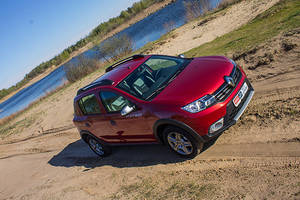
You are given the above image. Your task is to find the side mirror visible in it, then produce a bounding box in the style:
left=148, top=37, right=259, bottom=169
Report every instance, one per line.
left=178, top=54, right=185, bottom=58
left=121, top=105, right=134, bottom=116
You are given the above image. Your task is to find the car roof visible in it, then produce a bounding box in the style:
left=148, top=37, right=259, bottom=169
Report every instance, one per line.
left=94, top=55, right=150, bottom=85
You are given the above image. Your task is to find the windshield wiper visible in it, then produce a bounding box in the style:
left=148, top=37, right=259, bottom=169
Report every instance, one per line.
left=168, top=66, right=184, bottom=83
left=145, top=85, right=168, bottom=100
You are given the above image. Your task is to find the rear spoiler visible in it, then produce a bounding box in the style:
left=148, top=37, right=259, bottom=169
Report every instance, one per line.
left=105, top=54, right=144, bottom=72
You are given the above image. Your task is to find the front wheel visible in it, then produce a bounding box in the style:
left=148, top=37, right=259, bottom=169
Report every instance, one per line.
left=87, top=136, right=111, bottom=157
left=163, top=126, right=203, bottom=159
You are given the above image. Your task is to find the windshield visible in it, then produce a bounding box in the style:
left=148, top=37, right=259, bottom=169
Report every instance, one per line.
left=117, top=55, right=190, bottom=100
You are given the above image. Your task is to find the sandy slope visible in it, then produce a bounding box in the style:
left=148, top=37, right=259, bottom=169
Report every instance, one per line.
left=0, top=0, right=299, bottom=199
left=148, top=0, right=280, bottom=55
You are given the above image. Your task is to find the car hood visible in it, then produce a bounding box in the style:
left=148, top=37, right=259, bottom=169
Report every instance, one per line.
left=153, top=56, right=234, bottom=106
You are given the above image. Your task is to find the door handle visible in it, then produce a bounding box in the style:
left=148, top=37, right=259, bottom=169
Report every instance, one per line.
left=110, top=120, right=116, bottom=126
left=85, top=122, right=91, bottom=127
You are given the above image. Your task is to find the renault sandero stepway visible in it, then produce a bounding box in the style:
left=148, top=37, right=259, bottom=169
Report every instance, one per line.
left=73, top=54, right=254, bottom=158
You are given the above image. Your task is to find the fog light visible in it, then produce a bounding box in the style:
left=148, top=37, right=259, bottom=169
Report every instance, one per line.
left=209, top=118, right=224, bottom=134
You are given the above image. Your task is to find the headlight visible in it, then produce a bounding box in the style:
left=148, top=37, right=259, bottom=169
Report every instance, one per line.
left=182, top=95, right=216, bottom=113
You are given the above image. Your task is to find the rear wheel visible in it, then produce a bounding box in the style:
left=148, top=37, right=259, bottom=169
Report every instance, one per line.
left=163, top=126, right=203, bottom=158
left=87, top=136, right=111, bottom=157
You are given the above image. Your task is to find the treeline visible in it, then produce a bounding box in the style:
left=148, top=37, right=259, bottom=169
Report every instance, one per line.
left=0, top=0, right=166, bottom=100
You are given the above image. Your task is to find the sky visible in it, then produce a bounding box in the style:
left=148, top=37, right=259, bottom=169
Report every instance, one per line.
left=0, top=0, right=140, bottom=90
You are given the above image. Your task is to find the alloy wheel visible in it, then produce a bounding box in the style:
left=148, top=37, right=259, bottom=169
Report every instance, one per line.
left=167, top=132, right=193, bottom=155
left=88, top=138, right=105, bottom=156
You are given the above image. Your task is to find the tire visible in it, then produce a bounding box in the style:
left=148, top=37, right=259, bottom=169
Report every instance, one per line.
left=86, top=135, right=112, bottom=157
left=163, top=126, right=203, bottom=159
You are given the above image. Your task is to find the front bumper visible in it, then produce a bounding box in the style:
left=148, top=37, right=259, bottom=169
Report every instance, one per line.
left=202, top=79, right=254, bottom=141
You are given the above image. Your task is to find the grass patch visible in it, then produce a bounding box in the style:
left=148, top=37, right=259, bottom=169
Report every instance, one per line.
left=110, top=177, right=215, bottom=200
left=184, top=0, right=300, bottom=57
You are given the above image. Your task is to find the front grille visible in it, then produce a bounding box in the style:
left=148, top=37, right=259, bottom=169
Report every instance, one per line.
left=225, top=80, right=252, bottom=123
left=232, top=66, right=240, bottom=83
left=214, top=66, right=242, bottom=102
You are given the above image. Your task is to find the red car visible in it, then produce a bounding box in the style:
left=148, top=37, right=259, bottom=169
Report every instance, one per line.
left=73, top=54, right=254, bottom=158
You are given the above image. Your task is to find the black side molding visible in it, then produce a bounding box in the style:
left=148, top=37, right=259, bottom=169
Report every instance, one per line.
left=80, top=130, right=110, bottom=146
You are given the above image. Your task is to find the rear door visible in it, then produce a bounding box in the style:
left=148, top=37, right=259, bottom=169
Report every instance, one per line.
left=74, top=93, right=122, bottom=143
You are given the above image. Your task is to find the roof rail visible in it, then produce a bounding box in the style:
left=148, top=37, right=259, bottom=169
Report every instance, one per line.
left=76, top=79, right=114, bottom=96
left=105, top=54, right=144, bottom=73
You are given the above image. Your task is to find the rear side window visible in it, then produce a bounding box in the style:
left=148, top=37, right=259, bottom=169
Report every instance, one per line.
left=78, top=94, right=101, bottom=115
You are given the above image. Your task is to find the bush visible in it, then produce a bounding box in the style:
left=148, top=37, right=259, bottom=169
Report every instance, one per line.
left=95, top=34, right=134, bottom=62
left=64, top=55, right=101, bottom=82
left=184, top=0, right=211, bottom=21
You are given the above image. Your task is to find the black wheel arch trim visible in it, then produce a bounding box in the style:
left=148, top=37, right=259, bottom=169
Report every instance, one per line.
left=153, top=119, right=205, bottom=144
left=79, top=130, right=110, bottom=146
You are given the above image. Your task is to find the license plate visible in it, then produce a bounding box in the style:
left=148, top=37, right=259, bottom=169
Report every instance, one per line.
left=233, top=82, right=248, bottom=107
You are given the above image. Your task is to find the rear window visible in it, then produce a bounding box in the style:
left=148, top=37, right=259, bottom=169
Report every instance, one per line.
left=78, top=94, right=101, bottom=115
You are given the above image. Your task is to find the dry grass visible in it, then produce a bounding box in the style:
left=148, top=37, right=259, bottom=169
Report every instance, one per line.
left=0, top=83, right=68, bottom=129
left=0, top=113, right=19, bottom=127
left=110, top=172, right=216, bottom=200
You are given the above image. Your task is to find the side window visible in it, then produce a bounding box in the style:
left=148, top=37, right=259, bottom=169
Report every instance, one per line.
left=78, top=94, right=101, bottom=115
left=100, top=91, right=132, bottom=113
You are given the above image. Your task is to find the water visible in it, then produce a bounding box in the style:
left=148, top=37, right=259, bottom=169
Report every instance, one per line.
left=0, top=67, right=67, bottom=119
left=0, top=0, right=222, bottom=119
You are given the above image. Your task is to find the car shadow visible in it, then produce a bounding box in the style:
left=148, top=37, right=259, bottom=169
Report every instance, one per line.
left=48, top=137, right=219, bottom=169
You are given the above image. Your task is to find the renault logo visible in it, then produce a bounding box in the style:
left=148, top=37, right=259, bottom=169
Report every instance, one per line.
left=224, top=76, right=235, bottom=87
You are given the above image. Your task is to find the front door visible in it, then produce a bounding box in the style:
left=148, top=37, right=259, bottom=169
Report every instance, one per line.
left=99, top=90, right=156, bottom=143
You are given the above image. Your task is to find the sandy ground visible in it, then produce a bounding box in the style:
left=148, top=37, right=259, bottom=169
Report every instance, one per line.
left=0, top=0, right=300, bottom=199
left=0, top=0, right=173, bottom=105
